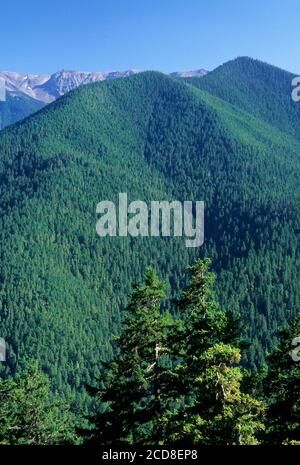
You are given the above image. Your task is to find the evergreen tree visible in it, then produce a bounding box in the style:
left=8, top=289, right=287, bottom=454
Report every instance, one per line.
left=87, top=268, right=174, bottom=444
left=264, top=313, right=300, bottom=444
left=0, top=361, right=76, bottom=445
left=168, top=259, right=265, bottom=444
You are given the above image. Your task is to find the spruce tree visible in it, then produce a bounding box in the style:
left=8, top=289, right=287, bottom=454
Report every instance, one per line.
left=168, top=259, right=265, bottom=444
left=88, top=268, right=173, bottom=444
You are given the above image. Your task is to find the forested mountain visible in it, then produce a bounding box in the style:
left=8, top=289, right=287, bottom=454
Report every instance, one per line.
left=186, top=57, right=300, bottom=139
left=0, top=59, right=299, bottom=408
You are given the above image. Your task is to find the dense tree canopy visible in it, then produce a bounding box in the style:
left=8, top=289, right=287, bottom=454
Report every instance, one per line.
left=0, top=58, right=298, bottom=412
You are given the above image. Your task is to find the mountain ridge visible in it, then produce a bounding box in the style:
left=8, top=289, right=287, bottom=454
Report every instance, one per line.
left=0, top=67, right=207, bottom=128
left=2, top=56, right=298, bottom=131
left=186, top=56, right=300, bottom=139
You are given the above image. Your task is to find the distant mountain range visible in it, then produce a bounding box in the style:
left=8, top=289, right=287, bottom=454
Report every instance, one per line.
left=0, top=68, right=209, bottom=104
left=170, top=69, right=208, bottom=78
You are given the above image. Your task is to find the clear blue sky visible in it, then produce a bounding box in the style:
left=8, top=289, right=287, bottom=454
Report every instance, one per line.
left=1, top=0, right=299, bottom=74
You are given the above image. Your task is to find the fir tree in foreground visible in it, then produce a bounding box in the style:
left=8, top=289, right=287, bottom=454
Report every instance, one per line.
left=0, top=361, right=76, bottom=445
left=87, top=259, right=265, bottom=445
left=167, top=259, right=265, bottom=444
left=86, top=268, right=174, bottom=444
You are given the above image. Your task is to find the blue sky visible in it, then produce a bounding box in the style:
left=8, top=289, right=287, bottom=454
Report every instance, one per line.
left=1, top=0, right=299, bottom=74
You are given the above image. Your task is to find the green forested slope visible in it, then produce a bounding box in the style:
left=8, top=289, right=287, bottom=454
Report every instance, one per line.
left=187, top=57, right=300, bottom=140
left=0, top=67, right=299, bottom=406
